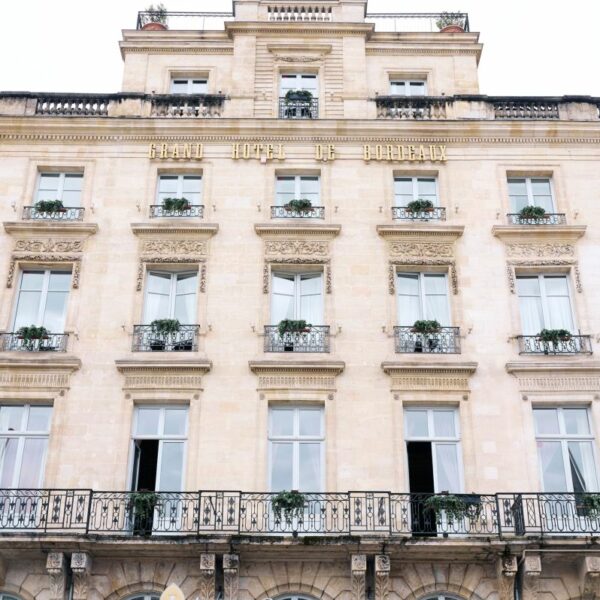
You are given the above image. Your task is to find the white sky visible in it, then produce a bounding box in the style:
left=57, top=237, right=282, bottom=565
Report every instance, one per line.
left=2, top=0, right=599, bottom=96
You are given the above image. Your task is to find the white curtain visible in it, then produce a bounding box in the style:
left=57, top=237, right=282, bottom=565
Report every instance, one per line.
left=538, top=440, right=568, bottom=492
left=434, top=443, right=461, bottom=493
left=568, top=441, right=598, bottom=493
left=424, top=274, right=450, bottom=324
left=299, top=442, right=321, bottom=492
left=299, top=274, right=323, bottom=323
left=397, top=273, right=420, bottom=324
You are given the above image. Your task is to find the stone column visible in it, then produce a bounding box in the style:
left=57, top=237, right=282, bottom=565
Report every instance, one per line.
left=199, top=553, right=216, bottom=600
left=522, top=554, right=542, bottom=600
left=579, top=556, right=600, bottom=600
left=46, top=553, right=66, bottom=600
left=496, top=555, right=518, bottom=600
left=351, top=555, right=367, bottom=600
left=223, top=554, right=240, bottom=600
left=374, top=555, right=390, bottom=600
left=71, top=553, right=93, bottom=600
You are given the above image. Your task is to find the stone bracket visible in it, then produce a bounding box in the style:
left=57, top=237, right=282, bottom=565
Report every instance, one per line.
left=199, top=553, right=216, bottom=600
left=375, top=555, right=390, bottom=600
left=46, top=552, right=66, bottom=600
left=522, top=554, right=542, bottom=600
left=223, top=553, right=240, bottom=600
left=580, top=556, right=600, bottom=600
left=351, top=554, right=367, bottom=600
left=71, top=552, right=93, bottom=600
left=496, top=555, right=518, bottom=600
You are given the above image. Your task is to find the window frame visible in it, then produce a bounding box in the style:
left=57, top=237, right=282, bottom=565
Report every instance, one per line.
left=389, top=79, right=427, bottom=96
left=170, top=78, right=208, bottom=94
left=143, top=270, right=199, bottom=324
left=507, top=176, right=556, bottom=212
left=270, top=271, right=324, bottom=324
left=156, top=174, right=203, bottom=205
left=396, top=271, right=451, bottom=325
left=279, top=74, right=319, bottom=96
left=393, top=176, right=439, bottom=206
left=36, top=172, right=83, bottom=206
left=275, top=175, right=321, bottom=205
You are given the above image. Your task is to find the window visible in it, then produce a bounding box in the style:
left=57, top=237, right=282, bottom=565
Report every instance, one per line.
left=144, top=272, right=198, bottom=324
left=170, top=78, right=208, bottom=94
left=533, top=407, right=598, bottom=493
left=394, top=177, right=438, bottom=206
left=275, top=176, right=320, bottom=206
left=269, top=407, right=324, bottom=492
left=0, top=404, right=52, bottom=487
left=157, top=175, right=202, bottom=206
left=130, top=406, right=188, bottom=493
left=508, top=177, right=554, bottom=212
left=390, top=80, right=426, bottom=96
left=13, top=270, right=71, bottom=332
left=280, top=74, right=318, bottom=97
left=271, top=272, right=323, bottom=325
left=397, top=273, right=450, bottom=325
left=36, top=173, right=83, bottom=206
left=0, top=595, right=21, bottom=600
left=516, top=275, right=575, bottom=335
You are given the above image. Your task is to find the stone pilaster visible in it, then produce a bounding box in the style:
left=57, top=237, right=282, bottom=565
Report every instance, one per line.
left=351, top=554, right=367, bottom=600
left=199, top=553, right=216, bottom=600
left=522, top=554, right=542, bottom=600
left=580, top=556, right=600, bottom=600
left=0, top=556, right=5, bottom=586
left=374, top=555, right=390, bottom=600
left=46, top=552, right=66, bottom=600
left=71, top=553, right=93, bottom=600
left=496, top=555, right=518, bottom=600
left=223, top=554, right=240, bottom=600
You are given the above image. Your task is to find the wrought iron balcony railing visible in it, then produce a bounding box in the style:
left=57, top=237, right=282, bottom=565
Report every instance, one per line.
left=264, top=325, right=330, bottom=353
left=132, top=324, right=199, bottom=352
left=149, top=204, right=204, bottom=218
left=392, top=206, right=446, bottom=221
left=365, top=12, right=470, bottom=33
left=279, top=98, right=319, bottom=119
left=494, top=99, right=560, bottom=120
left=3, top=490, right=600, bottom=538
left=271, top=205, right=325, bottom=219
left=151, top=94, right=226, bottom=118
left=394, top=326, right=460, bottom=354
left=375, top=96, right=450, bottom=120
left=22, top=206, right=85, bottom=221
left=507, top=213, right=567, bottom=225
left=517, top=335, right=592, bottom=355
left=0, top=332, right=68, bottom=352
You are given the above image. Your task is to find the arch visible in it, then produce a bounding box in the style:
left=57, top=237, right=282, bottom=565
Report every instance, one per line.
left=0, top=592, right=27, bottom=600
left=258, top=586, right=335, bottom=600
left=412, top=589, right=481, bottom=600
left=273, top=595, right=321, bottom=600
left=418, top=594, right=469, bottom=600
left=123, top=595, right=160, bottom=600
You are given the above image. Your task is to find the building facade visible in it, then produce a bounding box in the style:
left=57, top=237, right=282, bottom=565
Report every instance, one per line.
left=0, top=2, right=600, bottom=599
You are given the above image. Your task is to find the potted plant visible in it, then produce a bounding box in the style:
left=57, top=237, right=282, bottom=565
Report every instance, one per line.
left=406, top=199, right=435, bottom=214
left=423, top=492, right=470, bottom=524
left=35, top=200, right=66, bottom=213
left=519, top=205, right=547, bottom=220
left=278, top=319, right=311, bottom=351
left=436, top=12, right=465, bottom=33
left=411, top=320, right=441, bottom=353
left=17, top=325, right=50, bottom=350
left=149, top=318, right=181, bottom=351
left=271, top=490, right=306, bottom=523
left=581, top=493, right=600, bottom=518
left=162, top=197, right=191, bottom=212
left=285, top=89, right=313, bottom=103
left=141, top=3, right=168, bottom=30
left=128, top=490, right=159, bottom=536
left=284, top=199, right=313, bottom=212
left=537, top=328, right=572, bottom=345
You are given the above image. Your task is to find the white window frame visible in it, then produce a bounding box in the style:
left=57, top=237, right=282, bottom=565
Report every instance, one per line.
left=390, top=80, right=427, bottom=96
left=533, top=407, right=599, bottom=493
left=12, top=269, right=71, bottom=331
left=393, top=176, right=438, bottom=206
left=143, top=271, right=198, bottom=323
left=0, top=404, right=52, bottom=488
left=170, top=78, right=208, bottom=94
left=404, top=407, right=464, bottom=493
left=516, top=274, right=576, bottom=332
left=156, top=174, right=202, bottom=205
left=279, top=74, right=318, bottom=96
left=268, top=406, right=325, bottom=492
left=275, top=175, right=320, bottom=205
left=36, top=172, right=83, bottom=205
left=270, top=271, right=324, bottom=323
left=508, top=177, right=555, bottom=211
left=396, top=271, right=451, bottom=325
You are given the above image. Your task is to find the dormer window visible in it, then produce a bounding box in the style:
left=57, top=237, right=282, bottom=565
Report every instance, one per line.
left=170, top=78, right=208, bottom=94
left=390, top=80, right=426, bottom=96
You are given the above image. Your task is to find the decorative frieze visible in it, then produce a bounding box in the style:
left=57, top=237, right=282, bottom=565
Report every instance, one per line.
left=351, top=554, right=367, bottom=600
left=375, top=555, right=390, bottom=600
left=265, top=240, right=329, bottom=257
left=0, top=358, right=81, bottom=395
left=223, top=554, right=240, bottom=600
left=115, top=360, right=212, bottom=393
left=506, top=362, right=600, bottom=393
left=141, top=239, right=207, bottom=256
left=382, top=362, right=477, bottom=393
left=389, top=241, right=454, bottom=258
left=250, top=361, right=345, bottom=393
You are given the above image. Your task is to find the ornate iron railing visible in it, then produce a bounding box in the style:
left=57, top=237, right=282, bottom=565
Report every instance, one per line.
left=494, top=99, right=560, bottom=120
left=0, top=333, right=68, bottom=352
left=151, top=94, right=226, bottom=118
left=22, top=206, right=84, bottom=221
left=264, top=325, right=330, bottom=353
left=271, top=205, right=325, bottom=219
left=517, top=335, right=592, bottom=355
left=365, top=12, right=470, bottom=33
left=392, top=206, right=446, bottom=221
left=375, top=96, right=450, bottom=119
left=4, top=490, right=600, bottom=537
left=136, top=10, right=233, bottom=30
left=394, top=327, right=460, bottom=354
left=35, top=95, right=109, bottom=116
left=507, top=213, right=566, bottom=225
left=149, top=205, right=204, bottom=218
left=279, top=98, right=319, bottom=119
left=132, top=325, right=199, bottom=352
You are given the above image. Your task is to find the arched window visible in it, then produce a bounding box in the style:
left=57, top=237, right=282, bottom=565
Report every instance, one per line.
left=420, top=594, right=466, bottom=600
left=1, top=594, right=21, bottom=600
left=275, top=595, right=319, bottom=600
left=124, top=595, right=159, bottom=600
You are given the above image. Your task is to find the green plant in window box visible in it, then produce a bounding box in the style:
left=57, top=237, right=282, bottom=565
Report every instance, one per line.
left=284, top=199, right=313, bottom=212
left=277, top=319, right=311, bottom=337
left=128, top=490, right=160, bottom=536
left=35, top=200, right=66, bottom=213
left=406, top=199, right=434, bottom=213
left=423, top=493, right=471, bottom=524
left=285, top=89, right=313, bottom=103
left=435, top=12, right=465, bottom=31
left=271, top=490, right=306, bottom=522
left=411, top=320, right=441, bottom=335
left=537, top=329, right=572, bottom=344
left=150, top=319, right=181, bottom=335
left=162, top=197, right=191, bottom=212
left=17, top=325, right=50, bottom=341
left=519, top=205, right=546, bottom=220
left=581, top=494, right=600, bottom=518
left=143, top=3, right=167, bottom=24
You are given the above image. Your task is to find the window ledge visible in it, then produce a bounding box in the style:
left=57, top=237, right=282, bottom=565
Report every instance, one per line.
left=492, top=224, right=586, bottom=241
left=254, top=222, right=341, bottom=238
left=131, top=222, right=218, bottom=237
left=377, top=223, right=464, bottom=240
left=3, top=221, right=98, bottom=236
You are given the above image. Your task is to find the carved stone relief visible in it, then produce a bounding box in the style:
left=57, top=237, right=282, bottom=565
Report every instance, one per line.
left=15, top=239, right=84, bottom=253
left=506, top=242, right=575, bottom=259
left=136, top=257, right=206, bottom=291
left=351, top=554, right=367, bottom=600
left=71, top=552, right=92, bottom=600
left=496, top=555, right=518, bottom=600
left=8, top=255, right=82, bottom=289
left=265, top=240, right=329, bottom=257
left=375, top=555, right=390, bottom=600
left=223, top=554, right=240, bottom=600
left=506, top=259, right=582, bottom=293
left=46, top=552, right=66, bottom=600
left=141, top=240, right=207, bottom=256
left=199, top=553, right=216, bottom=600
left=389, top=241, right=454, bottom=259
left=263, top=259, right=331, bottom=293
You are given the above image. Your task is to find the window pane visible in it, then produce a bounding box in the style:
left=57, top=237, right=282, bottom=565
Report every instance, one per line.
left=48, top=272, right=71, bottom=292
left=136, top=408, right=160, bottom=436
left=20, top=272, right=44, bottom=291
left=530, top=179, right=551, bottom=196
left=271, top=443, right=293, bottom=490
left=0, top=438, right=19, bottom=487
left=37, top=174, right=60, bottom=200
left=390, top=81, right=406, bottom=95
left=435, top=444, right=460, bottom=493
left=409, top=82, right=426, bottom=96
left=299, top=443, right=321, bottom=491
left=564, top=409, right=590, bottom=435
left=175, top=273, right=197, bottom=295
left=0, top=406, right=24, bottom=432
left=147, top=273, right=172, bottom=294
left=518, top=296, right=544, bottom=335
left=171, top=80, right=188, bottom=93
left=568, top=441, right=597, bottom=493
left=534, top=409, right=560, bottom=434
left=546, top=296, right=574, bottom=331
left=182, top=176, right=202, bottom=204
left=271, top=274, right=295, bottom=323
left=275, top=177, right=295, bottom=205
left=14, top=291, right=42, bottom=329
left=27, top=406, right=52, bottom=432
left=158, top=442, right=184, bottom=490
left=163, top=409, right=187, bottom=436
left=538, top=440, right=567, bottom=491
left=544, top=277, right=569, bottom=296
left=42, top=291, right=68, bottom=332
left=299, top=177, right=320, bottom=201
left=425, top=294, right=450, bottom=324
left=417, top=178, right=437, bottom=198
left=62, top=174, right=83, bottom=191
left=299, top=409, right=321, bottom=437
left=433, top=411, right=456, bottom=437
left=516, top=277, right=540, bottom=296
left=191, top=80, right=208, bottom=93
left=18, top=438, right=47, bottom=487
left=271, top=409, right=294, bottom=436
left=424, top=274, right=447, bottom=295
left=405, top=410, right=428, bottom=437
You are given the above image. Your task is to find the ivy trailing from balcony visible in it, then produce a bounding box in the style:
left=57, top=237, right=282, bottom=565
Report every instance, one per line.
left=406, top=199, right=434, bottom=213
left=537, top=329, right=572, bottom=344
left=150, top=319, right=181, bottom=335
left=128, top=490, right=160, bottom=536
left=277, top=319, right=311, bottom=337
left=284, top=89, right=313, bottom=103
left=581, top=494, right=600, bottom=518
left=17, top=325, right=50, bottom=341
left=271, top=490, right=306, bottom=522
left=162, top=197, right=191, bottom=211
left=35, top=200, right=65, bottom=213
left=411, top=320, right=441, bottom=334
left=519, top=205, right=546, bottom=219
left=424, top=493, right=469, bottom=523
left=284, top=199, right=313, bottom=212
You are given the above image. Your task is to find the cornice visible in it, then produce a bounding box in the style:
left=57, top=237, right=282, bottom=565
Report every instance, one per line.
left=492, top=225, right=586, bottom=243
left=0, top=355, right=81, bottom=394
left=225, top=21, right=374, bottom=37
left=131, top=223, right=219, bottom=237
left=381, top=361, right=477, bottom=394
left=377, top=224, right=464, bottom=241
left=506, top=361, right=600, bottom=375
left=366, top=48, right=480, bottom=58
left=381, top=361, right=477, bottom=376
left=120, top=46, right=234, bottom=55
left=116, top=358, right=212, bottom=374
left=254, top=223, right=341, bottom=238
left=267, top=43, right=332, bottom=55
left=0, top=356, right=81, bottom=371
left=4, top=222, right=98, bottom=237
left=249, top=360, right=345, bottom=376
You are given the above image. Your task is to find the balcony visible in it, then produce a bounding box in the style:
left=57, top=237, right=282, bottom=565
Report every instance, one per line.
left=150, top=94, right=225, bottom=118
left=149, top=204, right=204, bottom=219
left=22, top=206, right=84, bottom=221
left=517, top=334, right=592, bottom=355
left=375, top=96, right=450, bottom=120
left=507, top=213, right=567, bottom=226
left=3, top=490, right=600, bottom=538
left=494, top=99, right=559, bottom=119
left=394, top=326, right=460, bottom=354
left=271, top=205, right=325, bottom=219
left=264, top=325, right=330, bottom=353
left=132, top=324, right=199, bottom=352
left=392, top=206, right=446, bottom=221
left=279, top=98, right=319, bottom=119
left=0, top=332, right=68, bottom=352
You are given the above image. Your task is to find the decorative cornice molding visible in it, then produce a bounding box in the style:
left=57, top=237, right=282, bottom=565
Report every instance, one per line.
left=131, top=222, right=219, bottom=238
left=4, top=222, right=98, bottom=236
left=115, top=358, right=212, bottom=392
left=120, top=46, right=234, bottom=55
left=249, top=360, right=345, bottom=376
left=492, top=225, right=586, bottom=243
left=0, top=356, right=81, bottom=393
left=249, top=360, right=345, bottom=392
left=381, top=361, right=477, bottom=392
left=255, top=223, right=341, bottom=238
left=366, top=48, right=480, bottom=57
left=506, top=361, right=600, bottom=393
left=225, top=22, right=374, bottom=37
left=377, top=224, right=464, bottom=241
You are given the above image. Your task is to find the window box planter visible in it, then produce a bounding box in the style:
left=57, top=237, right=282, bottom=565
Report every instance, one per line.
left=436, top=13, right=465, bottom=32
left=162, top=197, right=191, bottom=212
left=284, top=199, right=313, bottom=212
left=271, top=490, right=306, bottom=524
left=537, top=328, right=572, bottom=345
left=35, top=200, right=66, bottom=213
left=284, top=90, right=313, bottom=103
left=406, top=199, right=435, bottom=214
left=519, top=206, right=546, bottom=220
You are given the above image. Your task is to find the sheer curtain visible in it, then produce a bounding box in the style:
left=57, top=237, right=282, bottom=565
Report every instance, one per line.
left=424, top=275, right=450, bottom=324
left=517, top=277, right=544, bottom=334
left=397, top=274, right=420, bottom=324
left=299, top=274, right=323, bottom=324
left=434, top=444, right=460, bottom=493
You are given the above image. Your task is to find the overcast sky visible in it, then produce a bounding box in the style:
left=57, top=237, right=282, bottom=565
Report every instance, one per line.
left=2, top=0, right=598, bottom=96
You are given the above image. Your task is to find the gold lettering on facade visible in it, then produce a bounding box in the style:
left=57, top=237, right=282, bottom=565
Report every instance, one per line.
left=231, top=142, right=285, bottom=161
left=160, top=144, right=168, bottom=159
left=363, top=144, right=448, bottom=162
left=149, top=143, right=203, bottom=161
left=148, top=143, right=156, bottom=159
left=183, top=144, right=192, bottom=159
left=315, top=144, right=336, bottom=161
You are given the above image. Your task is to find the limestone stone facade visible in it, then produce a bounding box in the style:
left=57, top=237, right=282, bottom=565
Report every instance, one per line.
left=0, top=1, right=599, bottom=599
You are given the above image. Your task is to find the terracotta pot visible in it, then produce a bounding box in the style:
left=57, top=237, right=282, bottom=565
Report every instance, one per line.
left=440, top=25, right=464, bottom=33
left=142, top=22, right=167, bottom=31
